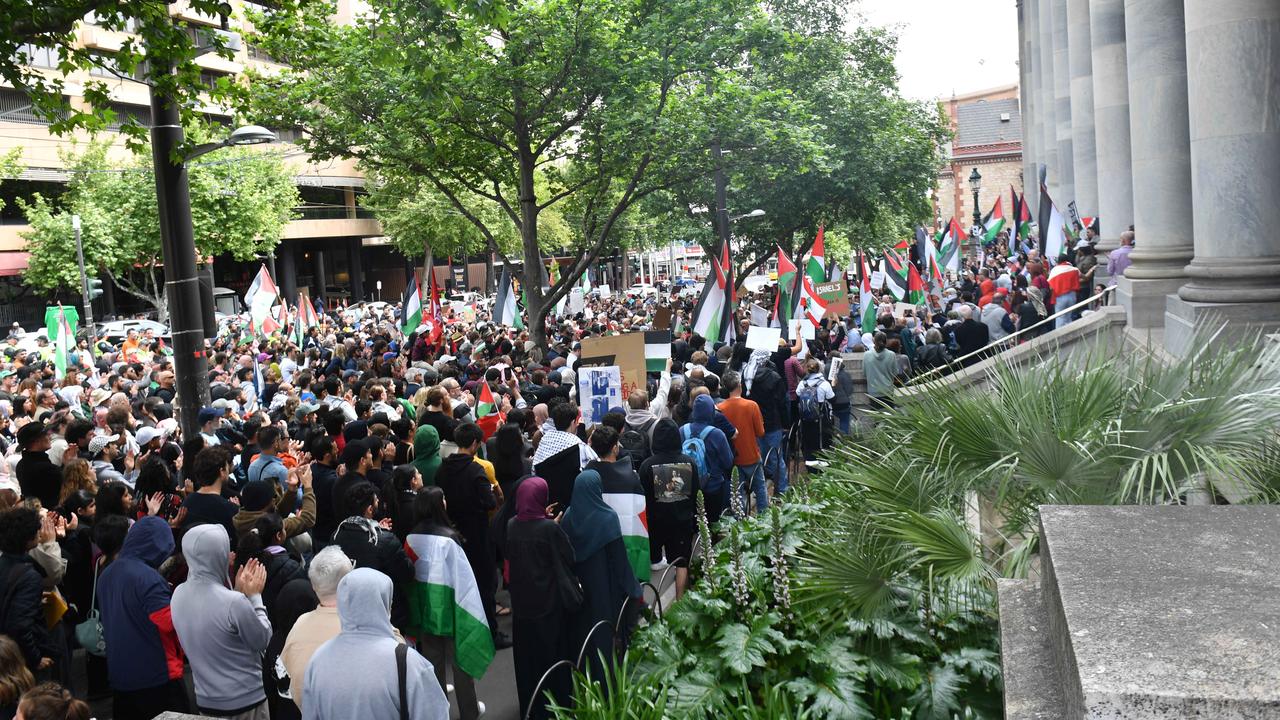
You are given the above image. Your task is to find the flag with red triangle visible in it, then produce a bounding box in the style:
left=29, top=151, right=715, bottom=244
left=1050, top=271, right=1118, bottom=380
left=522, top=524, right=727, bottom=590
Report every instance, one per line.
left=476, top=381, right=502, bottom=420
left=773, top=246, right=797, bottom=328
left=906, top=263, right=926, bottom=305
left=981, top=196, right=1005, bottom=246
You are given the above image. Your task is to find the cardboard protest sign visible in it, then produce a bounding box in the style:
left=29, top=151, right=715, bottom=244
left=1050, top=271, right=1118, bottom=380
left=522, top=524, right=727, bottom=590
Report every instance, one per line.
left=578, top=366, right=623, bottom=425
left=579, top=332, right=647, bottom=400
left=653, top=306, right=673, bottom=330
left=814, top=278, right=850, bottom=316
left=746, top=325, right=782, bottom=351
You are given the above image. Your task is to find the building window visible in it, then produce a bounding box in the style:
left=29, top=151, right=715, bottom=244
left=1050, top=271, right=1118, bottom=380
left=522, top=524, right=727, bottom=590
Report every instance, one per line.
left=246, top=44, right=282, bottom=64
left=0, top=88, right=59, bottom=125
left=198, top=70, right=232, bottom=92
left=270, top=127, right=302, bottom=143
left=84, top=12, right=141, bottom=33
left=15, top=44, right=57, bottom=69
left=102, top=102, right=152, bottom=131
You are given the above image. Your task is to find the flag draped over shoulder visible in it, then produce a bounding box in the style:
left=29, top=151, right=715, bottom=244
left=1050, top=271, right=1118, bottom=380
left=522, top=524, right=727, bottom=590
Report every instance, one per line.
left=401, top=273, right=423, bottom=336
left=981, top=196, right=1005, bottom=246
left=600, top=479, right=651, bottom=583
left=404, top=534, right=496, bottom=679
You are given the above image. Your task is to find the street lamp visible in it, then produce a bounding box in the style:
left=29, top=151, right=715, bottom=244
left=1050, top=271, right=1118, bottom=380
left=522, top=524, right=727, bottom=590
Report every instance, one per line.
left=969, top=167, right=983, bottom=230
left=149, top=110, right=279, bottom=440
left=730, top=208, right=766, bottom=222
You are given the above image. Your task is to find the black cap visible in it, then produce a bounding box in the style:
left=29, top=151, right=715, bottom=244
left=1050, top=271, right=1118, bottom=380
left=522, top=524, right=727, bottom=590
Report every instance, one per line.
left=15, top=422, right=47, bottom=449
left=239, top=481, right=275, bottom=512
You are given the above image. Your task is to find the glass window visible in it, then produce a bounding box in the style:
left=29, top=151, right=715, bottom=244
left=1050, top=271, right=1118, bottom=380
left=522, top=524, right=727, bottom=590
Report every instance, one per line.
left=15, top=44, right=57, bottom=69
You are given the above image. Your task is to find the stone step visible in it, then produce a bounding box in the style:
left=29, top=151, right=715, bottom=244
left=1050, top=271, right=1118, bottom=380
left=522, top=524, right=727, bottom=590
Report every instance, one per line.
left=1035, top=505, right=1280, bottom=718
left=997, top=578, right=1068, bottom=720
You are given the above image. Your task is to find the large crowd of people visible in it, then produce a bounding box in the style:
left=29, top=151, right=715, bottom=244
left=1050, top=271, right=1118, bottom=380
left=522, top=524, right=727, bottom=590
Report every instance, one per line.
left=0, top=227, right=1121, bottom=720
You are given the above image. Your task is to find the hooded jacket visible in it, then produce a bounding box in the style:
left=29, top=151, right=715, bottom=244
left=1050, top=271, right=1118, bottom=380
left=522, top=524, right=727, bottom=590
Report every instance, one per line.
left=638, top=419, right=701, bottom=525
left=746, top=361, right=790, bottom=432
left=410, top=425, right=442, bottom=486
left=302, top=569, right=448, bottom=720
left=98, top=516, right=184, bottom=692
left=172, top=524, right=273, bottom=713
left=680, top=395, right=735, bottom=492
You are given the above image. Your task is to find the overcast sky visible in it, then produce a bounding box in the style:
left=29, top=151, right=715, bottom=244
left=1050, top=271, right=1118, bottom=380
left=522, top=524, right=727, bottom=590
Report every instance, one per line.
left=851, top=0, right=1021, bottom=101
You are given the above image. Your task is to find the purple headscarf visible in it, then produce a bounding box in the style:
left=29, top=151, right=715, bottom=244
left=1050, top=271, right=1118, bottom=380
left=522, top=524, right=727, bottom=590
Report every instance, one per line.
left=515, top=476, right=550, bottom=522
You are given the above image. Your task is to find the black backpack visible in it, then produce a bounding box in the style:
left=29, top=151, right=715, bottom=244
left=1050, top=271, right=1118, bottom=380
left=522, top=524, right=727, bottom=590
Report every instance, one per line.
left=618, top=418, right=657, bottom=471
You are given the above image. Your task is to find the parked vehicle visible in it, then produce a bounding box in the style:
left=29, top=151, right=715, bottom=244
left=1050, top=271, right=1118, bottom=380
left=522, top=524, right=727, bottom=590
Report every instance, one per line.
left=97, top=319, right=170, bottom=342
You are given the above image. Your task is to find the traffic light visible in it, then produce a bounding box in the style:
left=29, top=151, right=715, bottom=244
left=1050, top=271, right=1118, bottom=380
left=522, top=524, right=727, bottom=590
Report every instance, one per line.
left=87, top=279, right=104, bottom=300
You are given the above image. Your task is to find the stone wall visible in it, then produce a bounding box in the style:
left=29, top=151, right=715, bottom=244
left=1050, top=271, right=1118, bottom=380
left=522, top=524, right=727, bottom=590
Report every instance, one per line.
left=937, top=157, right=1026, bottom=228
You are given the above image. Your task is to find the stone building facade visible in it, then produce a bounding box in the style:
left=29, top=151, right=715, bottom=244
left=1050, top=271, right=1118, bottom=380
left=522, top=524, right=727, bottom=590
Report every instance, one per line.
left=935, top=84, right=1025, bottom=235
left=1018, top=0, right=1280, bottom=355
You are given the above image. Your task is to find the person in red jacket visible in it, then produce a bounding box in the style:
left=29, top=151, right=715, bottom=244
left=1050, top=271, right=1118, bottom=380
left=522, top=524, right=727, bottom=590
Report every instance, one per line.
left=1047, top=255, right=1081, bottom=330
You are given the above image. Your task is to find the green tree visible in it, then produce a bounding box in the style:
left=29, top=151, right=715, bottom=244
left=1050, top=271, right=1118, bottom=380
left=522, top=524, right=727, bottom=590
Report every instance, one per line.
left=20, top=139, right=298, bottom=321
left=246, top=0, right=845, bottom=344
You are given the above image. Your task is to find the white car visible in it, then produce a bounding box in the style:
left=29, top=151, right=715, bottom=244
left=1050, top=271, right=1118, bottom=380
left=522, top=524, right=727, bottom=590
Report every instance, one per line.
left=741, top=275, right=774, bottom=293
left=627, top=283, right=659, bottom=297
left=98, top=319, right=170, bottom=342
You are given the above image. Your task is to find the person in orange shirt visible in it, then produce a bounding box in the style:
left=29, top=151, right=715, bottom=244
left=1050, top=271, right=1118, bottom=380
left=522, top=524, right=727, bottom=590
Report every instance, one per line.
left=120, top=328, right=141, bottom=363
left=717, top=371, right=767, bottom=514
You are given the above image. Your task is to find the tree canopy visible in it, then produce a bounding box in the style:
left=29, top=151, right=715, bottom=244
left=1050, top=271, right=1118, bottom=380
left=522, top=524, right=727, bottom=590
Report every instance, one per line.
left=20, top=137, right=299, bottom=320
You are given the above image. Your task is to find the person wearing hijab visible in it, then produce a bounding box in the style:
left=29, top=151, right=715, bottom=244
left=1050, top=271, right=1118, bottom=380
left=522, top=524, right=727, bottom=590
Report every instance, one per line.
left=411, top=425, right=442, bottom=487
left=560, top=469, right=642, bottom=680
left=303, top=568, right=449, bottom=720
left=1016, top=286, right=1049, bottom=339
left=504, top=477, right=577, bottom=720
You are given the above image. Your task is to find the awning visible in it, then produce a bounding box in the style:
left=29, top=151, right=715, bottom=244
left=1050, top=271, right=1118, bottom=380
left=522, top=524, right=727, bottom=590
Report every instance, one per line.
left=0, top=252, right=30, bottom=277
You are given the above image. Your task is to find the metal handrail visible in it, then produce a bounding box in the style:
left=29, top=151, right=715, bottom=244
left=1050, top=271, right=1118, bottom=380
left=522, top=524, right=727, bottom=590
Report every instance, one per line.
left=523, top=659, right=575, bottom=720
left=907, top=284, right=1116, bottom=385
left=575, top=620, right=614, bottom=671
left=639, top=581, right=664, bottom=619
left=657, top=557, right=687, bottom=596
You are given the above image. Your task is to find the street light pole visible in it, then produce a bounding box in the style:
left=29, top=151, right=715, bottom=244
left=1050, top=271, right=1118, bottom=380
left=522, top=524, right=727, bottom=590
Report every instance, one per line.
left=149, top=68, right=210, bottom=443
left=72, top=215, right=92, bottom=330
left=969, top=167, right=983, bottom=260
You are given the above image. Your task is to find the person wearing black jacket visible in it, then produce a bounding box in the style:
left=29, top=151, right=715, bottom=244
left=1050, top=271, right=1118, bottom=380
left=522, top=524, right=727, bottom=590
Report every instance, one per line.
left=307, top=434, right=340, bottom=549
left=637, top=419, right=700, bottom=598
left=952, top=305, right=991, bottom=367
left=0, top=507, right=54, bottom=672
left=436, top=423, right=505, bottom=648
left=746, top=352, right=791, bottom=495
left=15, top=423, right=60, bottom=509
left=331, top=481, right=414, bottom=631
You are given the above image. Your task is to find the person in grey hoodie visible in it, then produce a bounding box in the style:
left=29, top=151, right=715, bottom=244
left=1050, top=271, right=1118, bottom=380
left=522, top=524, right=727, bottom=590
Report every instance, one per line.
left=303, top=568, right=449, bottom=720
left=172, top=523, right=272, bottom=719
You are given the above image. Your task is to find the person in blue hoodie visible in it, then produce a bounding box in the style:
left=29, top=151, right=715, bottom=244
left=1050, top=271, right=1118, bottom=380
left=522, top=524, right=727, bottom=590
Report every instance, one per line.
left=172, top=523, right=272, bottom=719
left=97, top=516, right=189, bottom=718
left=679, top=394, right=735, bottom=524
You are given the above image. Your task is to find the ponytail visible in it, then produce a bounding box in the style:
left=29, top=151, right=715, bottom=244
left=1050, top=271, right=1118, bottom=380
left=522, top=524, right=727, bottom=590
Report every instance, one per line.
left=16, top=683, right=90, bottom=720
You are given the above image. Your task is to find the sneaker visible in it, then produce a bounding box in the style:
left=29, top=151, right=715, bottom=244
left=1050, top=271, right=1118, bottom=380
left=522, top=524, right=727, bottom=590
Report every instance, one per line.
left=650, top=558, right=669, bottom=572
left=476, top=701, right=487, bottom=717
left=446, top=683, right=454, bottom=695
left=493, top=631, right=513, bottom=650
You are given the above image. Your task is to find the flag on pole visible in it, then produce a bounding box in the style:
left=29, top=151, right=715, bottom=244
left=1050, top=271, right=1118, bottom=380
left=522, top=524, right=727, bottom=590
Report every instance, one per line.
left=273, top=302, right=289, bottom=336
left=644, top=330, right=671, bottom=372
left=720, top=241, right=737, bottom=343
left=1014, top=187, right=1033, bottom=242
left=404, top=533, right=496, bottom=679
left=426, top=269, right=444, bottom=344
left=243, top=265, right=278, bottom=337
left=798, top=272, right=829, bottom=326
left=296, top=292, right=317, bottom=346
left=494, top=267, right=522, bottom=328
left=475, top=381, right=500, bottom=420
left=981, top=196, right=1005, bottom=246
left=401, top=273, right=423, bottom=336
left=858, top=252, right=876, bottom=334
left=883, top=250, right=909, bottom=301
left=938, top=219, right=963, bottom=276
left=906, top=263, right=926, bottom=305
left=53, top=305, right=72, bottom=379
left=773, top=247, right=797, bottom=328
left=805, top=226, right=826, bottom=286
left=691, top=246, right=730, bottom=343
left=1038, top=181, right=1067, bottom=261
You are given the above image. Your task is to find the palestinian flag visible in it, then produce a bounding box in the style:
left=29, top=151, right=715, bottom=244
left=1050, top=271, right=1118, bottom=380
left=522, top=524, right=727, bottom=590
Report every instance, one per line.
left=883, top=250, right=909, bottom=301
left=906, top=263, right=926, bottom=305
left=773, top=247, right=797, bottom=328
left=644, top=330, right=670, bottom=372
left=939, top=219, right=963, bottom=276
left=858, top=251, right=876, bottom=334
left=798, top=273, right=828, bottom=326
left=53, top=305, right=73, bottom=380
left=475, top=381, right=501, bottom=420
left=243, top=264, right=278, bottom=337
left=404, top=533, right=496, bottom=679
left=401, top=273, right=423, bottom=336
left=1014, top=187, right=1033, bottom=242
left=494, top=267, right=522, bottom=328
left=981, top=196, right=1005, bottom=246
left=425, top=270, right=444, bottom=344
left=296, top=291, right=318, bottom=346
left=805, top=226, right=825, bottom=286
left=691, top=244, right=730, bottom=343
left=1038, top=181, right=1067, bottom=261
left=599, top=476, right=651, bottom=583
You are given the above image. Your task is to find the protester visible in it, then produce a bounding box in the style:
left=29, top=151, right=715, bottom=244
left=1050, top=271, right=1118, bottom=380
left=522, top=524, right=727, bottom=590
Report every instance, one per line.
left=679, top=395, right=734, bottom=524
left=280, top=546, right=356, bottom=711
left=717, top=372, right=766, bottom=512
left=637, top=419, right=699, bottom=598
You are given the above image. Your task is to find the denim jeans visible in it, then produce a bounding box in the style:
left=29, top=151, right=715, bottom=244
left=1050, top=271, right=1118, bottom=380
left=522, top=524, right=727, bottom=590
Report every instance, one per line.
left=758, top=429, right=788, bottom=495
left=834, top=405, right=851, bottom=434
left=1055, top=291, right=1076, bottom=329
left=736, top=462, right=766, bottom=514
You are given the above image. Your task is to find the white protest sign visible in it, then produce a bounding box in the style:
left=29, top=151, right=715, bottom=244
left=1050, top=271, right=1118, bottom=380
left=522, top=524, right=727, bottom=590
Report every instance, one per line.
left=568, top=288, right=586, bottom=314
left=746, top=325, right=782, bottom=351
left=749, top=303, right=770, bottom=327
left=578, top=365, right=622, bottom=425
left=870, top=270, right=885, bottom=290
left=788, top=318, right=816, bottom=340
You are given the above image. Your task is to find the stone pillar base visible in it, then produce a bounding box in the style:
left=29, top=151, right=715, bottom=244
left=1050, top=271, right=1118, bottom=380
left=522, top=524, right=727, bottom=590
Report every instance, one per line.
left=1117, top=275, right=1184, bottom=329
left=1163, top=294, right=1280, bottom=358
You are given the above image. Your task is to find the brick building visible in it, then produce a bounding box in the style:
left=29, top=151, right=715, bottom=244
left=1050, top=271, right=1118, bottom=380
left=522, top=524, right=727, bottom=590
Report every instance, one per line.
left=934, top=84, right=1024, bottom=237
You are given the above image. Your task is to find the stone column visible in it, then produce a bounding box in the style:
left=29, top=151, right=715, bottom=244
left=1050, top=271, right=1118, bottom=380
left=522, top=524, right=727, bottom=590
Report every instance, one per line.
left=1165, top=0, right=1280, bottom=354
left=347, top=238, right=365, bottom=302
left=1115, top=0, right=1193, bottom=328
left=1038, top=0, right=1059, bottom=198
left=278, top=243, right=297, bottom=305
left=1052, top=0, right=1075, bottom=205
left=1023, top=0, right=1041, bottom=212
left=1088, top=0, right=1134, bottom=255
left=1067, top=0, right=1098, bottom=217
left=1019, top=1, right=1033, bottom=206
